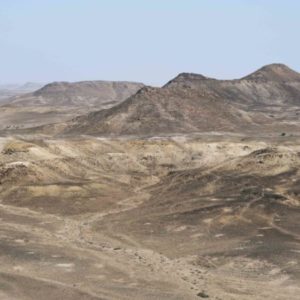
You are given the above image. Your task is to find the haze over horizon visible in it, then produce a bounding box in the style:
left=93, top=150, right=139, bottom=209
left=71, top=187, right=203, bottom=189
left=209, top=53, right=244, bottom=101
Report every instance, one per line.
left=1, top=0, right=300, bottom=86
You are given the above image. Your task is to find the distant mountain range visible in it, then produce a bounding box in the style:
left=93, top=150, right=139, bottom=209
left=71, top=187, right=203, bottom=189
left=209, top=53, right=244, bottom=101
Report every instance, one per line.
left=2, top=80, right=144, bottom=107
left=55, top=64, right=300, bottom=136
left=0, top=80, right=144, bottom=130
left=2, top=64, right=300, bottom=136
left=0, top=82, right=44, bottom=101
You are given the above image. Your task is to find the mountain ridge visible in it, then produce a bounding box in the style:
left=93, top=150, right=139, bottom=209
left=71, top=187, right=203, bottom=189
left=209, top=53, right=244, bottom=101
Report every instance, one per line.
left=3, top=80, right=144, bottom=107
left=242, top=63, right=300, bottom=82
left=60, top=63, right=300, bottom=136
left=7, top=63, right=300, bottom=136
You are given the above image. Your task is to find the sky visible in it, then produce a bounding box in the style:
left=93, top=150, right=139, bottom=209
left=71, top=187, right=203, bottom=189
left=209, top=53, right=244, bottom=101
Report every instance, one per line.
left=0, top=0, right=299, bottom=86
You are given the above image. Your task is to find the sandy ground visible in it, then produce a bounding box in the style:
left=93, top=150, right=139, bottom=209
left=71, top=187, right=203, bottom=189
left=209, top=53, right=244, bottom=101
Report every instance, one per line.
left=0, top=134, right=299, bottom=299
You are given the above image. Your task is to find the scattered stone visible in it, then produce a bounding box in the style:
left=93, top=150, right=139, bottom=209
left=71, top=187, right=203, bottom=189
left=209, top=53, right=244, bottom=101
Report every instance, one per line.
left=197, top=291, right=209, bottom=298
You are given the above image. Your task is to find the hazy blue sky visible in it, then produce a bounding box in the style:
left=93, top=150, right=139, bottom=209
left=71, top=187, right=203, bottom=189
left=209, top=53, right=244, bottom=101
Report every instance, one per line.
left=0, top=0, right=299, bottom=85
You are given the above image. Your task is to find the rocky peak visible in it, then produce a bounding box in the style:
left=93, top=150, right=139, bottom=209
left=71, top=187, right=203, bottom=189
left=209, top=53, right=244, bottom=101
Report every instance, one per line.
left=243, top=63, right=300, bottom=82
left=164, top=72, right=210, bottom=88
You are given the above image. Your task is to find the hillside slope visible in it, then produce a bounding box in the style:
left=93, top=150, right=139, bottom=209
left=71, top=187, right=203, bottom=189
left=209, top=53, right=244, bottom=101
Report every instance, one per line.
left=3, top=80, right=144, bottom=107
left=60, top=64, right=300, bottom=136
left=0, top=80, right=144, bottom=130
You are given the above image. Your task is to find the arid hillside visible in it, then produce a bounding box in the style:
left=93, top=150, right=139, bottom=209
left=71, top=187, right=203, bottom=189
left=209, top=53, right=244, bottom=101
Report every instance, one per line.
left=48, top=64, right=300, bottom=136
left=0, top=135, right=299, bottom=299
left=4, top=81, right=144, bottom=107
left=0, top=81, right=144, bottom=130
left=0, top=64, right=299, bottom=300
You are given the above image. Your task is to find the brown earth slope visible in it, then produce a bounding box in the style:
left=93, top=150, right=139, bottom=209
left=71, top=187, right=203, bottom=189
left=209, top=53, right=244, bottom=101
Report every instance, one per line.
left=0, top=135, right=299, bottom=299
left=4, top=81, right=144, bottom=107
left=54, top=64, right=300, bottom=136
left=0, top=81, right=144, bottom=130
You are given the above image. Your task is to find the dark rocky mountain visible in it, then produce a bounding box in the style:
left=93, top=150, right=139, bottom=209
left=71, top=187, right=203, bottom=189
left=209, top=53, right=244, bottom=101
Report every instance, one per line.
left=165, top=64, right=300, bottom=106
left=243, top=63, right=300, bottom=82
left=57, top=64, right=300, bottom=136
